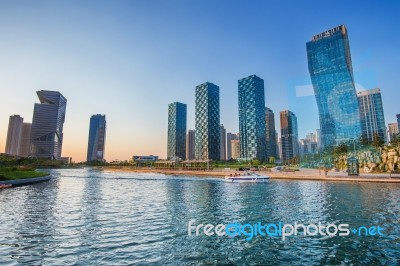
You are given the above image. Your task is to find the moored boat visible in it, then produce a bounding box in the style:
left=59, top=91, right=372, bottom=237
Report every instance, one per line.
left=224, top=171, right=270, bottom=183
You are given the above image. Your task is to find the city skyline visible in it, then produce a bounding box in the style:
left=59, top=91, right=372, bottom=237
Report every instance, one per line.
left=0, top=1, right=399, bottom=161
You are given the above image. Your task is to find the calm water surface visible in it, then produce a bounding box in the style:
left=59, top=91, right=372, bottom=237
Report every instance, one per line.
left=0, top=169, right=399, bottom=265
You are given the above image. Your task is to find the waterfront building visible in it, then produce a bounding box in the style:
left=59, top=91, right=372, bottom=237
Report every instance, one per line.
left=18, top=123, right=32, bottom=157
left=357, top=88, right=386, bottom=142
left=238, top=75, right=267, bottom=161
left=280, top=110, right=299, bottom=163
left=307, top=25, right=361, bottom=148
left=30, top=91, right=67, bottom=159
left=195, top=82, right=220, bottom=160
left=87, top=114, right=107, bottom=161
left=231, top=139, right=240, bottom=159
left=265, top=107, right=277, bottom=158
left=130, top=155, right=159, bottom=163
left=167, top=102, right=187, bottom=160
left=186, top=130, right=195, bottom=160
left=220, top=124, right=226, bottom=160
left=226, top=132, right=239, bottom=160
left=5, top=115, right=23, bottom=156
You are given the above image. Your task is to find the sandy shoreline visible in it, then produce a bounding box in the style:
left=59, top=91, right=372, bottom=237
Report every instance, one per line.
left=101, top=167, right=400, bottom=183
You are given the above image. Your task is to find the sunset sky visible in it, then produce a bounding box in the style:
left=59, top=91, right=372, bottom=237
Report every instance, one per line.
left=0, top=0, right=399, bottom=162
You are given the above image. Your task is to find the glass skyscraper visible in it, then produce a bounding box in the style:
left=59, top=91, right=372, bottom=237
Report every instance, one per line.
left=87, top=114, right=107, bottom=162
left=307, top=25, right=361, bottom=148
left=265, top=107, right=277, bottom=159
left=238, top=75, right=267, bottom=161
left=280, top=110, right=298, bottom=163
left=186, top=130, right=195, bottom=160
left=167, top=102, right=187, bottom=160
left=5, top=115, right=24, bottom=156
left=357, top=88, right=386, bottom=142
left=195, top=82, right=220, bottom=160
left=30, top=90, right=67, bottom=159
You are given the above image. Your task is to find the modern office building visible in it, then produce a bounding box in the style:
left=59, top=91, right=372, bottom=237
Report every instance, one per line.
left=130, top=155, right=159, bottom=163
left=87, top=114, right=107, bottom=162
left=307, top=25, right=361, bottom=148
left=5, top=115, right=24, bottom=156
left=186, top=130, right=195, bottom=160
left=388, top=123, right=399, bottom=142
left=195, top=82, right=220, bottom=160
left=238, top=75, right=267, bottom=161
left=226, top=132, right=239, bottom=160
left=357, top=88, right=386, bottom=142
left=30, top=90, right=67, bottom=159
left=167, top=102, right=187, bottom=160
left=265, top=107, right=277, bottom=158
left=280, top=110, right=299, bottom=163
left=231, top=139, right=240, bottom=159
left=19, top=123, right=32, bottom=157
left=220, top=124, right=226, bottom=160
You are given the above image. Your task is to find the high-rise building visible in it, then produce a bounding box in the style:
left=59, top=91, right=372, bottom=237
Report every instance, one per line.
left=5, top=115, right=24, bottom=156
left=357, top=88, right=386, bottom=142
left=231, top=139, right=240, bottom=159
left=280, top=110, right=299, bottom=163
left=195, top=82, right=220, bottom=160
left=307, top=25, right=361, bottom=148
left=226, top=132, right=239, bottom=160
left=238, top=75, right=267, bottom=161
left=265, top=107, right=277, bottom=159
left=19, top=123, right=32, bottom=157
left=186, top=130, right=195, bottom=160
left=87, top=114, right=107, bottom=161
left=220, top=124, right=226, bottom=160
left=388, top=123, right=399, bottom=142
left=167, top=102, right=187, bottom=160
left=30, top=90, right=67, bottom=159
left=397, top=114, right=400, bottom=133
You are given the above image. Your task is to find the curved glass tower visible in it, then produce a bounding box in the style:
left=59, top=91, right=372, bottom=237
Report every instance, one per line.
left=306, top=25, right=361, bottom=148
left=87, top=114, right=107, bottom=162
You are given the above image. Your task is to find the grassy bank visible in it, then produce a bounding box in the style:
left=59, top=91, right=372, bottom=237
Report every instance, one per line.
left=0, top=167, right=48, bottom=181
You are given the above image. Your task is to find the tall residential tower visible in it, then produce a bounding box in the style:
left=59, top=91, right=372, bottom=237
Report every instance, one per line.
left=167, top=102, right=187, bottom=160
left=265, top=107, right=277, bottom=159
left=280, top=110, right=298, bottom=163
left=238, top=75, right=267, bottom=161
left=5, top=115, right=24, bottom=156
left=195, top=82, right=220, bottom=160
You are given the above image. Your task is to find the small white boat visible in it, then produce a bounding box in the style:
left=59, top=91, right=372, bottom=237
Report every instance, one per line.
left=224, top=171, right=270, bottom=183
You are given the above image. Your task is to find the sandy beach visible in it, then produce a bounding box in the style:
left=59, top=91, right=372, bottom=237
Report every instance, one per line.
left=102, top=167, right=400, bottom=183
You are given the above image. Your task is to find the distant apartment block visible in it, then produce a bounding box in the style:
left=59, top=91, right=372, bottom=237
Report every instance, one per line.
left=226, top=132, right=239, bottom=160
left=5, top=115, right=24, bottom=156
left=220, top=124, right=226, bottom=160
left=19, top=123, right=32, bottom=157
left=195, top=82, right=220, bottom=160
left=231, top=139, right=240, bottom=159
left=186, top=130, right=195, bottom=160
left=30, top=90, right=67, bottom=159
left=265, top=107, right=277, bottom=158
left=87, top=114, right=107, bottom=161
left=388, top=123, right=399, bottom=142
left=167, top=102, right=187, bottom=160
left=357, top=88, right=386, bottom=142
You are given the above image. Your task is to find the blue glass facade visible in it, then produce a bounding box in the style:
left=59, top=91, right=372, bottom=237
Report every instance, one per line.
left=357, top=89, right=386, bottom=142
left=87, top=114, right=107, bottom=161
left=307, top=25, right=361, bottom=147
left=195, top=82, right=220, bottom=160
left=265, top=107, right=277, bottom=158
left=167, top=102, right=187, bottom=160
left=238, top=75, right=267, bottom=161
